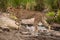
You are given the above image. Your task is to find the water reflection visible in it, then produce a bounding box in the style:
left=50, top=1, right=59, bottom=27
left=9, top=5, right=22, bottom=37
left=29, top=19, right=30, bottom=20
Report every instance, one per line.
left=26, top=22, right=47, bottom=32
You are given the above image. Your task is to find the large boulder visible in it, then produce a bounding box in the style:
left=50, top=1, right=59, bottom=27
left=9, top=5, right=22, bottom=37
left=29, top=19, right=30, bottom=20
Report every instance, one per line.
left=0, top=14, right=19, bottom=29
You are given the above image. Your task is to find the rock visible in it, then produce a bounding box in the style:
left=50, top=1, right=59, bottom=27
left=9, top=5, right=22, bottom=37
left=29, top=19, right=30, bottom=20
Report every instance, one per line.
left=21, top=32, right=31, bottom=35
left=50, top=31, right=60, bottom=36
left=0, top=29, right=3, bottom=33
left=51, top=23, right=60, bottom=27
left=21, top=18, right=34, bottom=24
left=0, top=14, right=19, bottom=29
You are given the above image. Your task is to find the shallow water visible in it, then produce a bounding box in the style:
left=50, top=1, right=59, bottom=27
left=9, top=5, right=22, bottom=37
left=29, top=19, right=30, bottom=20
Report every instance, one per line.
left=26, top=24, right=47, bottom=32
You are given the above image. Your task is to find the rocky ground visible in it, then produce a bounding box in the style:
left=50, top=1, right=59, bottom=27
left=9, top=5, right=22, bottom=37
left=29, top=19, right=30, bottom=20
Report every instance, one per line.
left=0, top=26, right=60, bottom=40
left=0, top=12, right=60, bottom=40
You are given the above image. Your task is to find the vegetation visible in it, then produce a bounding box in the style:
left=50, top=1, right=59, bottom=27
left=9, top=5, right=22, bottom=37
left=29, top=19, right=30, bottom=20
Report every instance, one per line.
left=55, top=10, right=60, bottom=23
left=0, top=0, right=60, bottom=11
left=46, top=11, right=55, bottom=24
left=46, top=10, right=60, bottom=24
